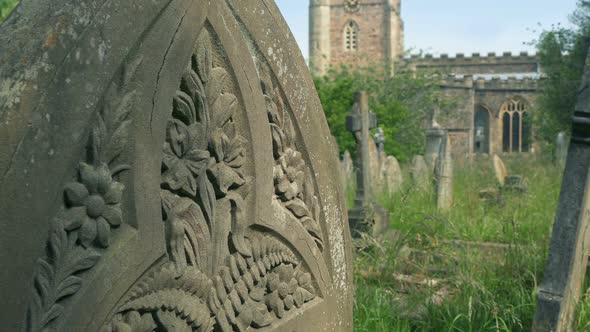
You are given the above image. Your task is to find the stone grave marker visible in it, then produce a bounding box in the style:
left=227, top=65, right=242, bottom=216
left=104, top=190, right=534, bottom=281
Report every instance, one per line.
left=374, top=127, right=386, bottom=163
left=341, top=149, right=354, bottom=186
left=346, top=91, right=389, bottom=238
left=533, top=49, right=590, bottom=332
left=0, top=1, right=353, bottom=330
left=435, top=132, right=453, bottom=210
left=410, top=155, right=430, bottom=191
left=368, top=133, right=382, bottom=191
left=556, top=131, right=568, bottom=168
left=425, top=125, right=446, bottom=174
left=381, top=155, right=404, bottom=194
left=493, top=154, right=508, bottom=186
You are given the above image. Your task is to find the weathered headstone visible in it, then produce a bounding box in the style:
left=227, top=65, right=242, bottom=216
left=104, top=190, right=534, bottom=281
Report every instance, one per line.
left=374, top=127, right=386, bottom=163
left=381, top=155, right=404, bottom=194
left=410, top=155, right=430, bottom=191
left=425, top=125, right=446, bottom=174
left=0, top=1, right=353, bottom=330
left=493, top=154, right=508, bottom=187
left=435, top=132, right=453, bottom=210
left=368, top=134, right=382, bottom=191
left=346, top=91, right=389, bottom=238
left=533, top=49, right=590, bottom=332
left=341, top=149, right=354, bottom=186
left=556, top=131, right=568, bottom=168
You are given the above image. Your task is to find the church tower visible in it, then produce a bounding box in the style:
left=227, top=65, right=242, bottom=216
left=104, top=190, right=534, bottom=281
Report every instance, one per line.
left=309, top=0, right=405, bottom=76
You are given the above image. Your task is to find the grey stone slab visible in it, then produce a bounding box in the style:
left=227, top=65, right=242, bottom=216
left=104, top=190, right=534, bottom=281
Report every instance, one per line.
left=0, top=1, right=353, bottom=330
left=533, top=49, right=590, bottom=332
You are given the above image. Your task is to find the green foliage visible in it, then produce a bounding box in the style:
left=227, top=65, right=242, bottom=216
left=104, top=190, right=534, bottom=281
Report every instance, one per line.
left=0, top=0, right=18, bottom=22
left=534, top=0, right=590, bottom=151
left=354, top=157, right=566, bottom=331
left=313, top=64, right=451, bottom=162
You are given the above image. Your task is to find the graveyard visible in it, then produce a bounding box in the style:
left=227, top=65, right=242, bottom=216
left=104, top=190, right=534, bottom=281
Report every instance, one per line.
left=1, top=0, right=590, bottom=331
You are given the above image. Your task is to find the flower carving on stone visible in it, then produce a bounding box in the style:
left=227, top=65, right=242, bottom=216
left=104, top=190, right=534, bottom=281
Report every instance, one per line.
left=274, top=148, right=305, bottom=201
left=265, top=264, right=315, bottom=319
left=61, top=162, right=124, bottom=248
left=162, top=118, right=211, bottom=197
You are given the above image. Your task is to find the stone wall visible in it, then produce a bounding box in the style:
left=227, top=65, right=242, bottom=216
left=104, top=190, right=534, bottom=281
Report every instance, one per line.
left=409, top=52, right=540, bottom=75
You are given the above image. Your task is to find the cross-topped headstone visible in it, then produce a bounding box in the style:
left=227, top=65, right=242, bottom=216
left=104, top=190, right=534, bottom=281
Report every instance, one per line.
left=346, top=91, right=389, bottom=239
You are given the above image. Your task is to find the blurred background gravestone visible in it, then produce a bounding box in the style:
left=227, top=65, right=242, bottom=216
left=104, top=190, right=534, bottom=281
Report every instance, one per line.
left=410, top=155, right=430, bottom=191
left=346, top=91, right=390, bottom=240
left=435, top=132, right=453, bottom=210
left=381, top=155, right=404, bottom=194
left=0, top=0, right=353, bottom=330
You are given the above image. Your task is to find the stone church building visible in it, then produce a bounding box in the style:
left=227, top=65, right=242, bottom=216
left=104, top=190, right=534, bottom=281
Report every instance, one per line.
left=309, top=0, right=541, bottom=157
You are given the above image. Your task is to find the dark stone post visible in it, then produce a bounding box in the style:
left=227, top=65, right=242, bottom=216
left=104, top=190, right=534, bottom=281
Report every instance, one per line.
left=346, top=91, right=388, bottom=238
left=533, top=50, right=590, bottom=332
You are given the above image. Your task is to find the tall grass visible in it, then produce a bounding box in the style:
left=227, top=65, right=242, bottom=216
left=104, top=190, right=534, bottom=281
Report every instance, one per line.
left=352, top=156, right=572, bottom=331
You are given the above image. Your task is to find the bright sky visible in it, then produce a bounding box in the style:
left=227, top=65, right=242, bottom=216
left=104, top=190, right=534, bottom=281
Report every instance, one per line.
left=274, top=0, right=579, bottom=58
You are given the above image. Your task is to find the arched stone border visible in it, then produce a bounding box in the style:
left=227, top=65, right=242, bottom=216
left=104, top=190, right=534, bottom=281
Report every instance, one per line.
left=0, top=1, right=353, bottom=330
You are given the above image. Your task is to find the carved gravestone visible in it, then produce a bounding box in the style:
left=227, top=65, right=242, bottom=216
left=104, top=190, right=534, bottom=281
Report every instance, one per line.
left=556, top=131, right=568, bottom=168
left=374, top=127, right=386, bottom=163
left=346, top=91, right=389, bottom=239
left=435, top=132, right=453, bottom=211
left=0, top=1, right=353, bottom=331
left=410, top=155, right=430, bottom=191
left=534, top=49, right=590, bottom=332
left=380, top=155, right=403, bottom=194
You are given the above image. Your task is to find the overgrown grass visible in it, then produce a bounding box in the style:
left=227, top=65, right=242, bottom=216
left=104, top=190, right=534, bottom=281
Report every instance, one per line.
left=352, top=156, right=575, bottom=331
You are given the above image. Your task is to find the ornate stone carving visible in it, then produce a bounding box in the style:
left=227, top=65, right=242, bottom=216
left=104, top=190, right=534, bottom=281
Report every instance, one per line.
left=25, top=54, right=140, bottom=331
left=1, top=1, right=352, bottom=330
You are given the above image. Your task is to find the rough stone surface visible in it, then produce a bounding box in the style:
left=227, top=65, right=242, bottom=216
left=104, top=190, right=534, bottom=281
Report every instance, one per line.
left=493, top=154, right=508, bottom=186
left=556, top=131, right=568, bottom=168
left=341, top=149, right=354, bottom=186
left=410, top=155, right=430, bottom=191
left=435, top=133, right=453, bottom=211
left=381, top=155, right=403, bottom=194
left=0, top=1, right=353, bottom=330
left=368, top=135, right=381, bottom=191
left=425, top=126, right=445, bottom=174
left=533, top=49, right=590, bottom=332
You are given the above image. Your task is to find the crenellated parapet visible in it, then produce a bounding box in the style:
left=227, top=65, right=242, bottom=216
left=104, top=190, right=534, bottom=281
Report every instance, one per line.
left=438, top=74, right=540, bottom=92
left=407, top=52, right=540, bottom=76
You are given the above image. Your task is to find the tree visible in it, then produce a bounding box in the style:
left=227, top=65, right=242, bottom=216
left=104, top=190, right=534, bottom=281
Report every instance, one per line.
left=534, top=1, right=590, bottom=150
left=313, top=63, right=452, bottom=162
left=0, top=0, right=18, bottom=22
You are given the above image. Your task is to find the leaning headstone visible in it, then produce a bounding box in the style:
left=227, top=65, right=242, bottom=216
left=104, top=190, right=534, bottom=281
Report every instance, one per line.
left=534, top=49, right=590, bottom=332
left=435, top=132, right=453, bottom=210
left=425, top=125, right=446, bottom=174
left=556, top=131, right=568, bottom=168
left=0, top=1, right=353, bottom=330
left=381, top=155, right=404, bottom=194
left=493, top=154, right=508, bottom=187
left=346, top=91, right=389, bottom=239
left=410, top=155, right=430, bottom=191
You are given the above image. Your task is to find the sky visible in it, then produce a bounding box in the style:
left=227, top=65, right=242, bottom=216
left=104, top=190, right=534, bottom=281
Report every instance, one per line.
left=274, top=0, right=579, bottom=58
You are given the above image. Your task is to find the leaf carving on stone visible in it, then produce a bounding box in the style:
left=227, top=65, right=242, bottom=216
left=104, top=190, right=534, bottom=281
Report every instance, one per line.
left=257, top=61, right=325, bottom=251
left=107, top=28, right=318, bottom=332
left=26, top=55, right=140, bottom=331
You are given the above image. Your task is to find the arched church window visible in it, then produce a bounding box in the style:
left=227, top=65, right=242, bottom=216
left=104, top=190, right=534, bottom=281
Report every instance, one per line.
left=500, top=98, right=530, bottom=153
left=343, top=21, right=359, bottom=52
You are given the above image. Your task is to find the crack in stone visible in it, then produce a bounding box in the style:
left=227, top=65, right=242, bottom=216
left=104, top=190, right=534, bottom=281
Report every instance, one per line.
left=150, top=6, right=189, bottom=136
